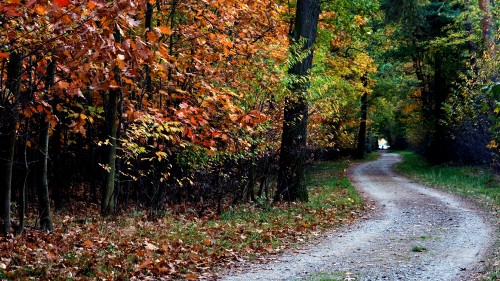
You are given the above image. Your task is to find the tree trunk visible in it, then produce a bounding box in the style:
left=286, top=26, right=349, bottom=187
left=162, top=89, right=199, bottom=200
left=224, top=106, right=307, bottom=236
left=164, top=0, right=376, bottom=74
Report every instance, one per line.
left=275, top=0, right=320, bottom=202
left=144, top=2, right=154, bottom=101
left=478, top=0, right=494, bottom=57
left=356, top=92, right=368, bottom=159
left=0, top=52, right=23, bottom=235
left=0, top=116, right=16, bottom=235
left=16, top=140, right=28, bottom=235
left=428, top=55, right=449, bottom=164
left=37, top=56, right=56, bottom=232
left=102, top=88, right=118, bottom=215
left=101, top=26, right=122, bottom=216
left=465, top=0, right=477, bottom=69
left=37, top=114, right=53, bottom=231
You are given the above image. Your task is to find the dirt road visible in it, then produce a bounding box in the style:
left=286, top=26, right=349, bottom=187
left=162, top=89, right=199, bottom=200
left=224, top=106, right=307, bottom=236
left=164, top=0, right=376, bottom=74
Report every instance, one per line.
left=219, top=153, right=496, bottom=280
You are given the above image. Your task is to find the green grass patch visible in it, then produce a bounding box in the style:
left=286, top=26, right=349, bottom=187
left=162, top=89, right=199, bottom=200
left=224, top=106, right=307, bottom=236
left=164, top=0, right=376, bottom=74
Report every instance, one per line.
left=411, top=245, right=427, bottom=252
left=395, top=151, right=499, bottom=205
left=306, top=271, right=358, bottom=281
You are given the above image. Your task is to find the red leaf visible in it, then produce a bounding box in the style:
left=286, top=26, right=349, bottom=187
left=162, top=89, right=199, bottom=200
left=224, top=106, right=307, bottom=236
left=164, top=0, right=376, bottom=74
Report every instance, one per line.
left=54, top=0, right=70, bottom=7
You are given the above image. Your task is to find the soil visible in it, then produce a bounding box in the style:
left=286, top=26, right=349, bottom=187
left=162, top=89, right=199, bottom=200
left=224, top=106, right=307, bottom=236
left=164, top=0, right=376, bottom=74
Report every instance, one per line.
left=217, top=152, right=498, bottom=281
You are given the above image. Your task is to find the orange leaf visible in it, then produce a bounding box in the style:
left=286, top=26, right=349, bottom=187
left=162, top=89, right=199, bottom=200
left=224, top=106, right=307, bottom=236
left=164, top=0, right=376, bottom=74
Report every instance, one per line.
left=203, top=239, right=212, bottom=246
left=35, top=4, right=47, bottom=15
left=185, top=273, right=198, bottom=280
left=87, top=0, right=96, bottom=9
left=156, top=26, right=173, bottom=35
left=264, top=245, right=274, bottom=253
left=47, top=251, right=57, bottom=261
left=0, top=52, right=9, bottom=59
left=58, top=81, right=69, bottom=89
left=54, top=0, right=70, bottom=7
left=84, top=240, right=93, bottom=247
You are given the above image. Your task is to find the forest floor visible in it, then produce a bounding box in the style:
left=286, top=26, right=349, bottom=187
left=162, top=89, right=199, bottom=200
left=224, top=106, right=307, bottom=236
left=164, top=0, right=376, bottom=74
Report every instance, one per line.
left=218, top=152, right=498, bottom=281
left=0, top=155, right=365, bottom=280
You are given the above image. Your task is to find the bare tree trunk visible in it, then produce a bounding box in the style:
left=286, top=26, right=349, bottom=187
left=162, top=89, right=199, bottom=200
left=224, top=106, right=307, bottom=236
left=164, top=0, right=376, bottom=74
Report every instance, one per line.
left=356, top=92, right=368, bottom=159
left=0, top=52, right=23, bottom=235
left=102, top=88, right=118, bottom=216
left=276, top=0, right=320, bottom=202
left=36, top=56, right=56, bottom=232
left=101, top=28, right=122, bottom=216
left=37, top=114, right=53, bottom=231
left=16, top=140, right=28, bottom=235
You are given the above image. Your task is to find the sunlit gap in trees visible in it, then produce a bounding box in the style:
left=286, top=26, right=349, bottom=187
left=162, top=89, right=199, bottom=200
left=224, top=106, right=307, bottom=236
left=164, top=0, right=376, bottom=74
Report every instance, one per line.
left=378, top=138, right=390, bottom=150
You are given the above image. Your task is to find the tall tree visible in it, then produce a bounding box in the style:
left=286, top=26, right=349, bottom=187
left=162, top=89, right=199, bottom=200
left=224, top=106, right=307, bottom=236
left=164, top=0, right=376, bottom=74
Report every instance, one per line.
left=37, top=56, right=55, bottom=231
left=0, top=52, right=23, bottom=234
left=275, top=0, right=320, bottom=202
left=355, top=77, right=369, bottom=159
left=101, top=27, right=122, bottom=216
left=478, top=0, right=494, bottom=57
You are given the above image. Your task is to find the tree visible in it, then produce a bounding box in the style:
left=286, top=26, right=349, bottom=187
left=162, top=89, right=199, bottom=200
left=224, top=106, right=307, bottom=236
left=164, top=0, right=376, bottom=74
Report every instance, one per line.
left=355, top=76, right=369, bottom=159
left=478, top=0, right=494, bottom=57
left=275, top=0, right=320, bottom=202
left=0, top=51, right=23, bottom=234
left=37, top=55, right=56, bottom=231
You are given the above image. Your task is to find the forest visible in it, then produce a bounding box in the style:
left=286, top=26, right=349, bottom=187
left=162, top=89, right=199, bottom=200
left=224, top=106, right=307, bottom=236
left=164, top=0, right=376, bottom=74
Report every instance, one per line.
left=0, top=0, right=499, bottom=279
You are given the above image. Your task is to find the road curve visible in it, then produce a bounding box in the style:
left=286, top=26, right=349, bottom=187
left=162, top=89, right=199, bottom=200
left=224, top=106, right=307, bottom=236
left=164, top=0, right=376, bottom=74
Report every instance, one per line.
left=219, top=152, right=496, bottom=281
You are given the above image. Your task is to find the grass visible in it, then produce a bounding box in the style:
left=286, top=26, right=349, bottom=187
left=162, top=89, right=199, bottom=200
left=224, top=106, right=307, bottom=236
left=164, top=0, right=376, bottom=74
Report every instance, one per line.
left=395, top=151, right=499, bottom=281
left=306, top=271, right=357, bottom=281
left=0, top=155, right=368, bottom=280
left=395, top=151, right=500, bottom=205
left=411, top=245, right=427, bottom=252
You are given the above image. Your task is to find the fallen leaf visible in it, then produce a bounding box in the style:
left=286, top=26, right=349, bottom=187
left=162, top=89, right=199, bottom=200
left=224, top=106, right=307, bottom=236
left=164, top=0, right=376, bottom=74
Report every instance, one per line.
left=138, top=258, right=152, bottom=269
left=145, top=242, right=158, bottom=251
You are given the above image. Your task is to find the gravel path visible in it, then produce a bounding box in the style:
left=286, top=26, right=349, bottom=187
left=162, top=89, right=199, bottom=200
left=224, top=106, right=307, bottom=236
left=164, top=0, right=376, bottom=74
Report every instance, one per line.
left=218, top=152, right=497, bottom=280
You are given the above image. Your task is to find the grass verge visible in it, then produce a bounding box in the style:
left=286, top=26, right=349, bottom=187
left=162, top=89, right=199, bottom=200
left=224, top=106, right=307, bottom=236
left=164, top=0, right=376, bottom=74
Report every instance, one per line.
left=0, top=156, right=368, bottom=280
left=395, top=151, right=499, bottom=205
left=395, top=150, right=499, bottom=280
